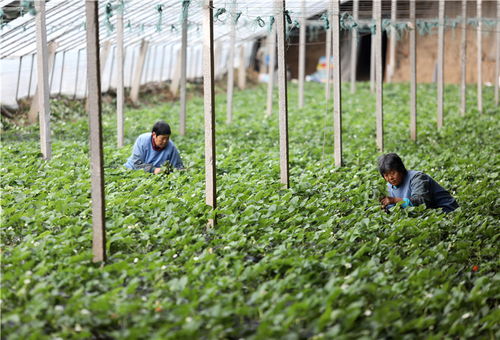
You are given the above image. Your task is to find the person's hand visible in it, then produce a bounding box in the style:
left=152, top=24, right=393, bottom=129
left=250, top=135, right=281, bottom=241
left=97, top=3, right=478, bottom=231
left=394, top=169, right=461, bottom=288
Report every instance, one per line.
left=379, top=196, right=402, bottom=208
left=379, top=196, right=392, bottom=207
left=153, top=167, right=162, bottom=175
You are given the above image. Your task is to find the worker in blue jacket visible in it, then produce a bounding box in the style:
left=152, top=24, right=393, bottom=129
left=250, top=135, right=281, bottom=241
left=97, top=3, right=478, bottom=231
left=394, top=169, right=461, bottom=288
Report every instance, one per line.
left=378, top=153, right=458, bottom=213
left=124, top=120, right=184, bottom=174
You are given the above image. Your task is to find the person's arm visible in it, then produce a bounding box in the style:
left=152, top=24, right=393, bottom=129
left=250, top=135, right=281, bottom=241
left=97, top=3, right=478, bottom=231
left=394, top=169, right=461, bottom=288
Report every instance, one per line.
left=129, top=140, right=157, bottom=173
left=409, top=172, right=433, bottom=207
left=169, top=144, right=184, bottom=169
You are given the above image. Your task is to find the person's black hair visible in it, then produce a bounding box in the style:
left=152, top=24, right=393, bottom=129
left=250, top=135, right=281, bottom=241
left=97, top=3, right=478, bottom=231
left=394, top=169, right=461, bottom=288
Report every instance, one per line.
left=152, top=120, right=171, bottom=136
left=377, top=153, right=407, bottom=177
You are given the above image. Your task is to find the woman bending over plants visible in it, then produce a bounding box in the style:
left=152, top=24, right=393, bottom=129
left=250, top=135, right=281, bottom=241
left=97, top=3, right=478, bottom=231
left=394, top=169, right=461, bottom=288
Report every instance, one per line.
left=124, top=120, right=184, bottom=174
left=378, top=153, right=458, bottom=213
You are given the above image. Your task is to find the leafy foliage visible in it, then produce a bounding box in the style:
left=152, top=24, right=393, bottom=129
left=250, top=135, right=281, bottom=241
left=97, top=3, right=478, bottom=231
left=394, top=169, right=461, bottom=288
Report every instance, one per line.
left=1, top=82, right=499, bottom=339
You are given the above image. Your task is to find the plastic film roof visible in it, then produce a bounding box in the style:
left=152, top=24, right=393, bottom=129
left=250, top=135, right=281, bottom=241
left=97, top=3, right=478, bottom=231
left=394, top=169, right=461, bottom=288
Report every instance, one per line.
left=1, top=0, right=345, bottom=59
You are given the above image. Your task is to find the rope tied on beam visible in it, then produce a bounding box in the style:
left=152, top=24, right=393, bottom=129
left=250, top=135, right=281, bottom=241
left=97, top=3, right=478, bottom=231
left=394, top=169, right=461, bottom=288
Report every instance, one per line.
left=105, top=2, right=114, bottom=32
left=268, top=16, right=275, bottom=32
left=156, top=4, right=164, bottom=31
left=214, top=8, right=226, bottom=21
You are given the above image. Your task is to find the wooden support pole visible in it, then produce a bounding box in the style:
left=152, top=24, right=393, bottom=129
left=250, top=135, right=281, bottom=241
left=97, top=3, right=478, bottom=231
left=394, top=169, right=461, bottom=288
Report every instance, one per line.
left=277, top=0, right=289, bottom=188
left=29, top=41, right=58, bottom=125
left=266, top=22, right=277, bottom=116
left=410, top=0, right=417, bottom=141
left=325, top=0, right=332, bottom=102
left=203, top=0, right=216, bottom=226
left=477, top=0, right=483, bottom=114
left=333, top=0, right=342, bottom=167
left=387, top=0, right=397, bottom=83
left=171, top=49, right=182, bottom=96
left=375, top=0, right=383, bottom=151
left=238, top=45, right=246, bottom=89
left=15, top=56, right=22, bottom=101
left=179, top=2, right=188, bottom=135
left=350, top=0, right=358, bottom=94
left=49, top=51, right=57, bottom=93
left=116, top=6, right=124, bottom=147
left=58, top=51, right=66, bottom=95
left=226, top=16, right=236, bottom=125
left=74, top=49, right=82, bottom=100
left=298, top=0, right=306, bottom=108
left=27, top=54, right=35, bottom=98
left=460, top=0, right=467, bottom=116
left=142, top=48, right=151, bottom=84
left=130, top=39, right=149, bottom=104
left=370, top=4, right=376, bottom=94
left=496, top=0, right=500, bottom=106
left=85, top=0, right=106, bottom=263
left=437, top=0, right=444, bottom=129
left=34, top=0, right=52, bottom=160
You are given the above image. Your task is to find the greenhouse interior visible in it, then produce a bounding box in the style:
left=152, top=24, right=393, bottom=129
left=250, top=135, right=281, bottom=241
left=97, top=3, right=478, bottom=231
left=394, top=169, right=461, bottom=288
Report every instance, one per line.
left=1, top=0, right=499, bottom=338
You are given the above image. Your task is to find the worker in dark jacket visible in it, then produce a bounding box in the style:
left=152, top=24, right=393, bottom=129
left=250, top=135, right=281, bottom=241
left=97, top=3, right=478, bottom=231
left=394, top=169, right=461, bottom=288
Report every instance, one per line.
left=378, top=153, right=458, bottom=213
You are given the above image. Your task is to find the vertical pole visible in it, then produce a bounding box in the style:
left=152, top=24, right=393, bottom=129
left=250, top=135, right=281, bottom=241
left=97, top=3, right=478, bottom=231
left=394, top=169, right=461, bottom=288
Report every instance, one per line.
left=203, top=0, right=216, bottom=226
left=180, top=1, right=189, bottom=135
left=116, top=4, right=124, bottom=147
left=477, top=0, right=483, bottom=114
left=332, top=0, right=342, bottom=167
left=238, top=45, right=246, bottom=89
left=350, top=0, right=358, bottom=94
left=34, top=0, right=51, bottom=160
left=58, top=51, right=66, bottom=95
left=370, top=6, right=375, bottom=93
left=130, top=39, right=149, bottom=104
left=460, top=0, right=467, bottom=116
left=107, top=47, right=115, bottom=92
left=49, top=51, right=57, bottom=93
left=129, top=48, right=136, bottom=86
left=142, top=48, right=151, bottom=84
left=387, top=0, right=397, bottom=82
left=74, top=49, right=82, bottom=100
left=266, top=22, right=277, bottom=116
left=298, top=0, right=306, bottom=108
left=29, top=41, right=58, bottom=124
left=15, top=56, right=22, bottom=101
left=160, top=45, right=167, bottom=81
left=437, top=0, right=444, bottom=129
left=496, top=0, right=500, bottom=106
left=277, top=0, right=289, bottom=188
left=27, top=54, right=35, bottom=98
left=325, top=0, right=332, bottom=102
left=410, top=0, right=417, bottom=141
left=375, top=0, right=383, bottom=151
left=226, top=12, right=236, bottom=124
left=171, top=49, right=182, bottom=96
left=85, top=0, right=106, bottom=263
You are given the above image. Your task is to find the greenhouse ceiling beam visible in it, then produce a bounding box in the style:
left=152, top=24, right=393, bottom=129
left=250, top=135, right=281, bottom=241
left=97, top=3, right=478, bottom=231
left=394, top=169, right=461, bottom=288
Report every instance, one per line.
left=1, top=1, right=83, bottom=58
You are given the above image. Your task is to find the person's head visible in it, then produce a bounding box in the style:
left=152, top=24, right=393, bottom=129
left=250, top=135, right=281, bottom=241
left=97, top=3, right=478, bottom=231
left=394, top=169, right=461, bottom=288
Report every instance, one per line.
left=378, top=153, right=407, bottom=186
left=151, top=120, right=171, bottom=149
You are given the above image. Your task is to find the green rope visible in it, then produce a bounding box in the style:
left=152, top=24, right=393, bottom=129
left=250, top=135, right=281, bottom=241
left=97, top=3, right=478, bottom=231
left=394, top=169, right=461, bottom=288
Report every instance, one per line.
left=105, top=2, right=114, bottom=32
left=320, top=12, right=329, bottom=30
left=234, top=12, right=242, bottom=25
left=180, top=0, right=190, bottom=25
left=256, top=16, right=265, bottom=28
left=20, top=0, right=36, bottom=16
left=156, top=4, right=164, bottom=32
left=214, top=8, right=226, bottom=21
left=284, top=10, right=292, bottom=25
left=268, top=16, right=275, bottom=32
